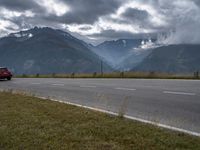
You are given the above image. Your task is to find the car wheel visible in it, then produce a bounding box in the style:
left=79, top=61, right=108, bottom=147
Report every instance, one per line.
left=7, top=77, right=11, bottom=80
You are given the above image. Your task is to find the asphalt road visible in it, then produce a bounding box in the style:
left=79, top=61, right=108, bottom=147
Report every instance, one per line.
left=0, top=78, right=200, bottom=135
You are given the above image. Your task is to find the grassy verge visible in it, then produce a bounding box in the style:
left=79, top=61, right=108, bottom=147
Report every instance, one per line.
left=0, top=92, right=200, bottom=150
left=15, top=71, right=200, bottom=80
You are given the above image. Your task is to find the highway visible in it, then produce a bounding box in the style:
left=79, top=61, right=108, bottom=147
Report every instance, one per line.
left=0, top=78, right=200, bottom=136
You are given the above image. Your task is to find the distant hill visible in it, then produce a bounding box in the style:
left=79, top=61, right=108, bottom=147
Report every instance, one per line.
left=0, top=27, right=112, bottom=75
left=92, top=39, right=153, bottom=70
left=134, top=45, right=200, bottom=73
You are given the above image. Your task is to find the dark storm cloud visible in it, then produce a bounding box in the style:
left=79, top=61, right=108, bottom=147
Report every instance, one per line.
left=0, top=0, right=125, bottom=43
left=0, top=0, right=39, bottom=11
left=193, top=0, right=200, bottom=6
left=122, top=8, right=149, bottom=21
left=10, top=0, right=120, bottom=26
left=119, top=8, right=153, bottom=30
left=0, top=0, right=122, bottom=24
left=0, top=0, right=200, bottom=44
left=61, top=0, right=122, bottom=24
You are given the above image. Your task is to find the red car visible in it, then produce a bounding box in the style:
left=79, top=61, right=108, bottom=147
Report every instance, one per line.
left=0, top=67, right=12, bottom=80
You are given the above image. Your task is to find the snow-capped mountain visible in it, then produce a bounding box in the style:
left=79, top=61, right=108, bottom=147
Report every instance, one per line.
left=0, top=27, right=112, bottom=74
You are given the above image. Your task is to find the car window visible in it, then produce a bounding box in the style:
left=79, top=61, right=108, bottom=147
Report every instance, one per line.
left=0, top=68, right=8, bottom=72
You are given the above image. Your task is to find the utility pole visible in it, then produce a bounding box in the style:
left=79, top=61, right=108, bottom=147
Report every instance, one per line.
left=101, top=60, right=103, bottom=76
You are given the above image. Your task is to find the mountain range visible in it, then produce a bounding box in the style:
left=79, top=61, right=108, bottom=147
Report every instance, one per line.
left=92, top=39, right=154, bottom=70
left=134, top=44, right=200, bottom=73
left=0, top=27, right=111, bottom=74
left=0, top=27, right=200, bottom=74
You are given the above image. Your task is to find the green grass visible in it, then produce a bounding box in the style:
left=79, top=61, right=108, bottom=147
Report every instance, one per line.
left=15, top=71, right=200, bottom=80
left=0, top=92, right=200, bottom=150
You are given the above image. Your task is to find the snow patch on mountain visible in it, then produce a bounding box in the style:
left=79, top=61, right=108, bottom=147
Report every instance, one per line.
left=11, top=32, right=34, bottom=39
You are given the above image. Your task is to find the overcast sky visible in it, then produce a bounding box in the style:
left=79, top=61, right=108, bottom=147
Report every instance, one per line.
left=0, top=0, right=200, bottom=44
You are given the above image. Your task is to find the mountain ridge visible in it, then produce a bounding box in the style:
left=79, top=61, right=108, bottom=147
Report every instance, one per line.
left=1, top=27, right=200, bottom=74
left=134, top=44, right=200, bottom=73
left=92, top=39, right=154, bottom=70
left=0, top=27, right=112, bottom=74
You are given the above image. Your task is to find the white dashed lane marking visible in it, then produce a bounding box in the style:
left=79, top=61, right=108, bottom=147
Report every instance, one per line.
left=80, top=85, right=96, bottom=88
left=115, top=87, right=136, bottom=91
left=52, top=84, right=65, bottom=86
left=31, top=83, right=41, bottom=85
left=163, top=91, right=196, bottom=96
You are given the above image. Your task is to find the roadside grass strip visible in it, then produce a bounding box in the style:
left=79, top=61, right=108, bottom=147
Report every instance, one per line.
left=0, top=92, right=200, bottom=149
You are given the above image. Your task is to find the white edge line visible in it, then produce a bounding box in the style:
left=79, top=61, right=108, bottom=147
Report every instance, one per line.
left=163, top=91, right=196, bottom=96
left=37, top=96, right=200, bottom=137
